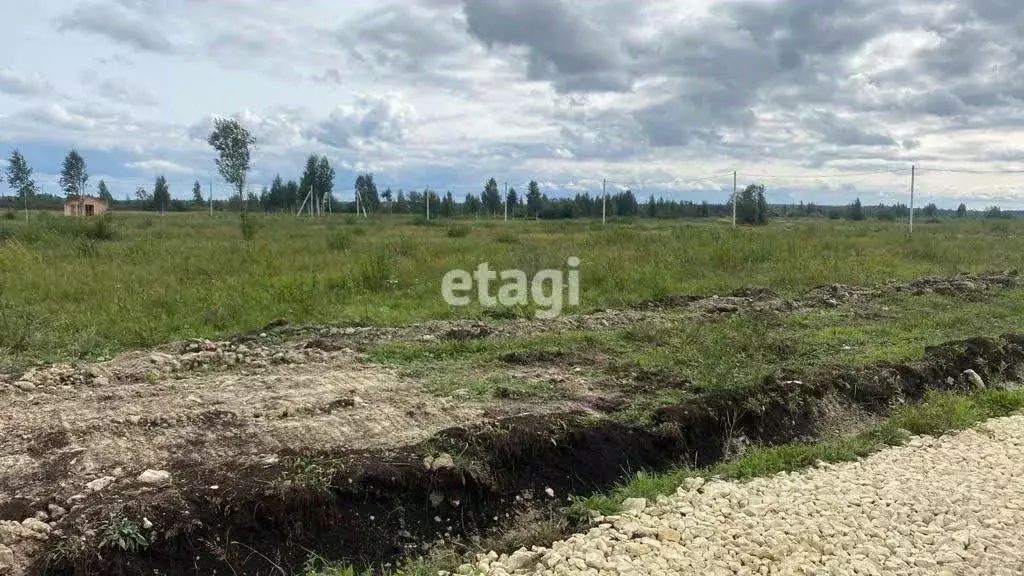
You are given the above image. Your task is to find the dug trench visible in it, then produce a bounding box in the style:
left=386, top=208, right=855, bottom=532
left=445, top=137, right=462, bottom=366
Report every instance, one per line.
left=31, top=333, right=1024, bottom=576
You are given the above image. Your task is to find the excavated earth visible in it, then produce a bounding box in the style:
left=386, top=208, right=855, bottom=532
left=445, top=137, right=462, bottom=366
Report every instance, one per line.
left=0, top=273, right=1022, bottom=575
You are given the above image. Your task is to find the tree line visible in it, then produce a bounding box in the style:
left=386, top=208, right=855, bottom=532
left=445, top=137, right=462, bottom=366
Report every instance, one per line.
left=1, top=138, right=1017, bottom=222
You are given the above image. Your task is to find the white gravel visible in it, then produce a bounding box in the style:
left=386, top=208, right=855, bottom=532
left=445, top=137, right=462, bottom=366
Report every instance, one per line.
left=470, top=415, right=1024, bottom=576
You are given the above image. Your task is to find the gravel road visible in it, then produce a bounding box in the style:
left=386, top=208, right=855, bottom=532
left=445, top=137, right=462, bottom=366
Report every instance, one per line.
left=472, top=415, right=1024, bottom=576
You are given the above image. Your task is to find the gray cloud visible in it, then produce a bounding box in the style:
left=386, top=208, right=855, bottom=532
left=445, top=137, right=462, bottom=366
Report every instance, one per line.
left=342, top=3, right=466, bottom=74
left=0, top=69, right=52, bottom=96
left=92, top=78, right=157, bottom=106
left=56, top=2, right=176, bottom=53
left=810, top=112, right=898, bottom=147
left=463, top=0, right=635, bottom=92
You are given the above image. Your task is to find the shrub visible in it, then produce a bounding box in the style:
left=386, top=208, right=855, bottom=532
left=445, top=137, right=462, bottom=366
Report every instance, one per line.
left=327, top=231, right=354, bottom=252
left=75, top=239, right=100, bottom=258
left=358, top=250, right=395, bottom=292
left=3, top=208, right=16, bottom=220
left=239, top=212, right=258, bottom=241
left=85, top=215, right=118, bottom=240
left=494, top=230, right=519, bottom=244
left=447, top=224, right=471, bottom=238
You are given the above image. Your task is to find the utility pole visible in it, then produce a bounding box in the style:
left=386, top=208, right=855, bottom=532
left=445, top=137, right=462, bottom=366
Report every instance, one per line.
left=504, top=181, right=508, bottom=221
left=426, top=186, right=430, bottom=221
left=209, top=181, right=213, bottom=216
left=732, top=171, right=737, bottom=228
left=909, top=164, right=916, bottom=235
left=602, top=179, right=607, bottom=224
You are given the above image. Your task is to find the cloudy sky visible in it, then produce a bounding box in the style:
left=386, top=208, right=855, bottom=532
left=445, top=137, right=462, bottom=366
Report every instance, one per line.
left=2, top=0, right=1024, bottom=207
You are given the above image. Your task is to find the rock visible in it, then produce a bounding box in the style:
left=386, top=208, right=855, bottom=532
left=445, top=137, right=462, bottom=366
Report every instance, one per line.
left=85, top=476, right=115, bottom=492
left=505, top=549, right=541, bottom=571
left=21, top=518, right=50, bottom=534
left=621, top=498, right=647, bottom=513
left=47, top=505, right=66, bottom=520
left=963, top=369, right=985, bottom=389
left=142, top=518, right=153, bottom=530
left=137, top=470, right=171, bottom=485
left=0, top=544, right=14, bottom=573
left=425, top=453, right=456, bottom=471
left=15, top=381, right=36, bottom=391
left=429, top=491, right=445, bottom=507
left=583, top=551, right=606, bottom=570
left=658, top=527, right=681, bottom=543
left=33, top=511, right=47, bottom=523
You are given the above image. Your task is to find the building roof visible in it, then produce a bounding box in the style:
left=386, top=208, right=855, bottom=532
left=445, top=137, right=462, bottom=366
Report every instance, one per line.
left=64, top=195, right=106, bottom=205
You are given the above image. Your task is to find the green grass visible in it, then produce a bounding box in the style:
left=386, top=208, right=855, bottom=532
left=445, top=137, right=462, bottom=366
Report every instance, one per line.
left=368, top=287, right=1024, bottom=420
left=3, top=213, right=1024, bottom=366
left=574, top=389, right=1024, bottom=516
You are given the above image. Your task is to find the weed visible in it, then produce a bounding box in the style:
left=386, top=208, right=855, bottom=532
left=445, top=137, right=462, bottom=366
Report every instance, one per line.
left=358, top=249, right=396, bottom=292
left=282, top=455, right=342, bottom=491
left=0, top=300, right=46, bottom=353
left=99, top=513, right=150, bottom=553
left=239, top=212, right=259, bottom=241
left=447, top=224, right=472, bottom=238
left=494, top=230, right=519, bottom=244
left=327, top=231, right=354, bottom=252
left=74, top=238, right=100, bottom=258
left=85, top=215, right=118, bottom=241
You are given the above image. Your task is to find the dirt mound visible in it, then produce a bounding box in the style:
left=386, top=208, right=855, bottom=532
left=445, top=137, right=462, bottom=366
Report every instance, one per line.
left=3, top=273, right=1024, bottom=575
left=6, top=333, right=1022, bottom=575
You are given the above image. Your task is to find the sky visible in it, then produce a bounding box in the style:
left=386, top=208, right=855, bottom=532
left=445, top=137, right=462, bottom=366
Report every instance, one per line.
left=2, top=0, right=1024, bottom=208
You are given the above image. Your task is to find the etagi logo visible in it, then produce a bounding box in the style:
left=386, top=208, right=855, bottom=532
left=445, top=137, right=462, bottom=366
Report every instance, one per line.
left=441, top=257, right=581, bottom=319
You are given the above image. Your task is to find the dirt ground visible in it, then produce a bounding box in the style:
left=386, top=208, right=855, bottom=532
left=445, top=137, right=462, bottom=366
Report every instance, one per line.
left=0, top=272, right=1020, bottom=575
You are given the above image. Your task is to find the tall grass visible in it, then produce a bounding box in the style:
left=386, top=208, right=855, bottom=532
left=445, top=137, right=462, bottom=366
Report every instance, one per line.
left=2, top=213, right=1024, bottom=364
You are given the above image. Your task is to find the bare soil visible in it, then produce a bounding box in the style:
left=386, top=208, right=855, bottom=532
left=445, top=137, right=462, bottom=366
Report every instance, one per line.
left=1, top=273, right=1021, bottom=576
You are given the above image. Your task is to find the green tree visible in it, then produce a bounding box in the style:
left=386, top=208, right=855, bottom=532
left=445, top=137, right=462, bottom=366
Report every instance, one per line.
left=299, top=155, right=318, bottom=210
left=922, top=203, right=939, bottom=219
left=97, top=180, right=113, bottom=204
left=956, top=203, right=968, bottom=218
left=152, top=175, right=171, bottom=212
left=614, top=190, right=639, bottom=217
left=395, top=190, right=408, bottom=214
left=135, top=187, right=151, bottom=202
left=382, top=187, right=393, bottom=212
left=985, top=206, right=1005, bottom=219
left=207, top=118, right=255, bottom=209
left=506, top=186, right=518, bottom=217
left=285, top=180, right=300, bottom=211
left=482, top=178, right=502, bottom=216
left=464, top=192, right=482, bottom=215
left=443, top=191, right=455, bottom=217
left=847, top=197, right=865, bottom=221
left=192, top=180, right=204, bottom=205
left=4, top=149, right=37, bottom=204
left=354, top=173, right=379, bottom=212
left=526, top=180, right=542, bottom=218
left=316, top=157, right=335, bottom=210
left=735, top=184, right=768, bottom=225
left=59, top=149, right=89, bottom=199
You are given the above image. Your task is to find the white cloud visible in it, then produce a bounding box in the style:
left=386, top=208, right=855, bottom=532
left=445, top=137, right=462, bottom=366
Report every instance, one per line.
left=126, top=159, right=193, bottom=174
left=309, top=94, right=418, bottom=149
left=0, top=0, right=1022, bottom=205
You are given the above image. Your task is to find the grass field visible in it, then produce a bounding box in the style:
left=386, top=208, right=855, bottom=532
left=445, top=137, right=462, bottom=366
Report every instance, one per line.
left=7, top=210, right=1024, bottom=576
left=2, top=211, right=1024, bottom=366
